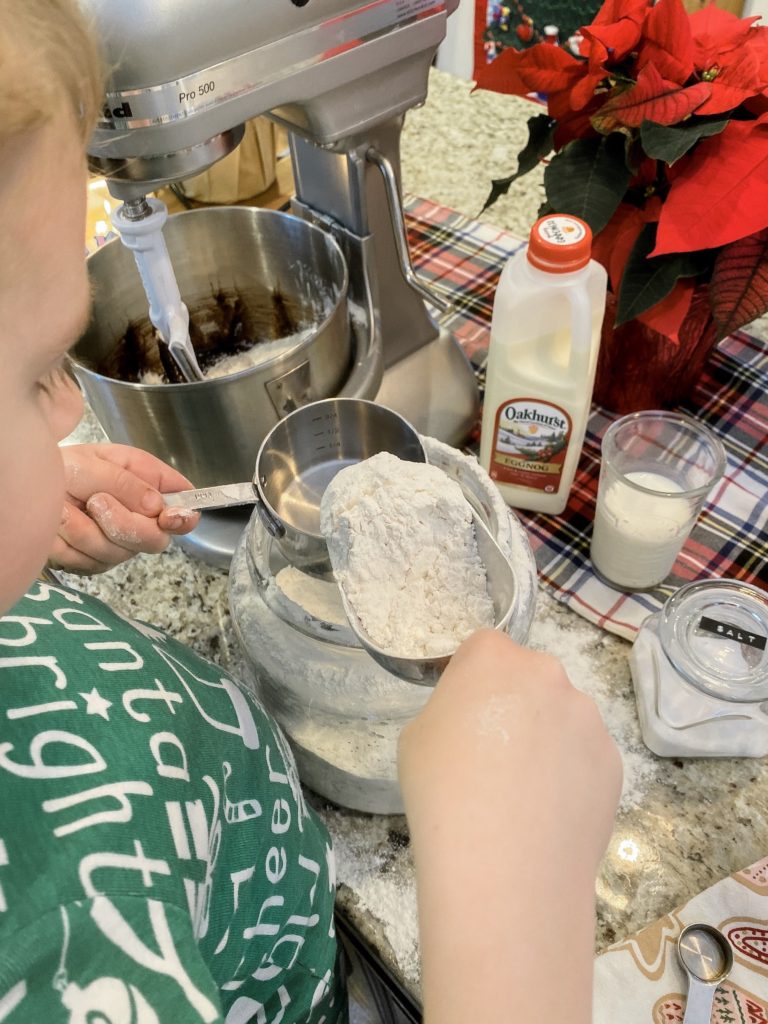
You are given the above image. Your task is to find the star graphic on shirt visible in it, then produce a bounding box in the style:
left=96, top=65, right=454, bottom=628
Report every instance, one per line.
left=79, top=687, right=113, bottom=720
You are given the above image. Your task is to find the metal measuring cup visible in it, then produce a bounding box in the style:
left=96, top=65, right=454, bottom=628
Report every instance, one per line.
left=677, top=923, right=733, bottom=1024
left=335, top=512, right=517, bottom=686
left=164, top=398, right=427, bottom=571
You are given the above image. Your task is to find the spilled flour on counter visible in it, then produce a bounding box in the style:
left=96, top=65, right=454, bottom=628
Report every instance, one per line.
left=320, top=452, right=494, bottom=658
left=528, top=594, right=660, bottom=811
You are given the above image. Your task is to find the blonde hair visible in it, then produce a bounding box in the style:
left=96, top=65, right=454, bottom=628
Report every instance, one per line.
left=0, top=0, right=104, bottom=146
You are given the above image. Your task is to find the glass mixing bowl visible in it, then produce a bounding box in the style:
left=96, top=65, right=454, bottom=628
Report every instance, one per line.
left=229, top=437, right=538, bottom=813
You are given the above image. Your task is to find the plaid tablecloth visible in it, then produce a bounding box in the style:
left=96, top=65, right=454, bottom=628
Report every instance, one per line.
left=405, top=195, right=768, bottom=641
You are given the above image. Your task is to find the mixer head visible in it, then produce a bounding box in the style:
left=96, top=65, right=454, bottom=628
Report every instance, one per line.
left=81, top=0, right=457, bottom=198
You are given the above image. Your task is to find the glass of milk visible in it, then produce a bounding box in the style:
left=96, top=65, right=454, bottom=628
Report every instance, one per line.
left=590, top=411, right=726, bottom=590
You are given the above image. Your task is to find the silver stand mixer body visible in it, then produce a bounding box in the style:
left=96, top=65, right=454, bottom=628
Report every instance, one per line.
left=80, top=0, right=480, bottom=562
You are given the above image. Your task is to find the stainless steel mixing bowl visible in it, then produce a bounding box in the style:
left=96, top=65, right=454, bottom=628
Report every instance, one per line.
left=70, top=206, right=381, bottom=487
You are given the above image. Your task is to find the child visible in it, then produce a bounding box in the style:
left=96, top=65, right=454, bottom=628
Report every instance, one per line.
left=0, top=4, right=343, bottom=1021
left=0, top=2, right=621, bottom=1022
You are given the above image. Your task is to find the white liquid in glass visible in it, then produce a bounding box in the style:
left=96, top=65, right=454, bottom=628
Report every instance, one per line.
left=591, top=470, right=693, bottom=589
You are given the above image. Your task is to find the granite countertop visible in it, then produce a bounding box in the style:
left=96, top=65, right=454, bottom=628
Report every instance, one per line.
left=64, top=69, right=768, bottom=1001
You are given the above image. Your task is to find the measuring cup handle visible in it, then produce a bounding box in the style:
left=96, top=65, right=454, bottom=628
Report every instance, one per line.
left=254, top=493, right=286, bottom=539
left=682, top=978, right=718, bottom=1024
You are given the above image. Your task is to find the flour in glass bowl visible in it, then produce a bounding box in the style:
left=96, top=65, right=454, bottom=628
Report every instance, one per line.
left=320, top=452, right=495, bottom=658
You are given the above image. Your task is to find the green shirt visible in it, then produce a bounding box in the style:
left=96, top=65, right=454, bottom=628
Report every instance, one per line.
left=0, top=581, right=346, bottom=1023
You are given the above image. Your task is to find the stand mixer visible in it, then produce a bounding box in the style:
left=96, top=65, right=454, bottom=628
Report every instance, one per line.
left=78, top=0, right=480, bottom=564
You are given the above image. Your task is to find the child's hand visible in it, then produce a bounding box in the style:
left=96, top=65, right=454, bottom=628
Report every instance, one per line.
left=399, top=629, right=622, bottom=871
left=398, top=630, right=622, bottom=1024
left=50, top=444, right=200, bottom=574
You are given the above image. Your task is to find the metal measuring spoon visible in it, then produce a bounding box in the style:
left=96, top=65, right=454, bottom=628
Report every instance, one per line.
left=336, top=513, right=517, bottom=686
left=678, top=923, right=733, bottom=1024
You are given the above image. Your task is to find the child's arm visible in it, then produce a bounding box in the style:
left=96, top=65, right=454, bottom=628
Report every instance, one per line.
left=50, top=443, right=200, bottom=573
left=398, top=630, right=622, bottom=1024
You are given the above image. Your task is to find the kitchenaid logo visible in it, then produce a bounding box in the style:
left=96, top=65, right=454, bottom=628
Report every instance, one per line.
left=502, top=403, right=567, bottom=431
left=102, top=100, right=134, bottom=120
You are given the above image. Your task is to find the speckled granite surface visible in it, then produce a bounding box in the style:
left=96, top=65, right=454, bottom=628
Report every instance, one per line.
left=62, top=69, right=768, bottom=1000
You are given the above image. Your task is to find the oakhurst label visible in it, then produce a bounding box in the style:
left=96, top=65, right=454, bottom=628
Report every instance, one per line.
left=487, top=398, right=572, bottom=493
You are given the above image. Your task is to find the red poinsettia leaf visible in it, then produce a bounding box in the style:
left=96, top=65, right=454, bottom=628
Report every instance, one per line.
left=748, top=26, right=768, bottom=78
left=690, top=4, right=761, bottom=70
left=550, top=92, right=603, bottom=147
left=589, top=0, right=649, bottom=30
left=474, top=43, right=583, bottom=97
left=695, top=48, right=765, bottom=115
left=745, top=93, right=768, bottom=116
left=596, top=64, right=710, bottom=129
left=629, top=155, right=658, bottom=188
left=582, top=17, right=644, bottom=69
left=570, top=70, right=611, bottom=112
left=653, top=118, right=768, bottom=255
left=578, top=0, right=649, bottom=77
left=697, top=86, right=761, bottom=116
left=709, top=227, right=768, bottom=339
left=636, top=279, right=695, bottom=344
left=637, top=0, right=694, bottom=85
left=593, top=203, right=647, bottom=292
left=643, top=195, right=663, bottom=222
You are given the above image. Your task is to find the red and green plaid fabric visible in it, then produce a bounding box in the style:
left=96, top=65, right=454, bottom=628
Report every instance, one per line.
left=405, top=195, right=768, bottom=640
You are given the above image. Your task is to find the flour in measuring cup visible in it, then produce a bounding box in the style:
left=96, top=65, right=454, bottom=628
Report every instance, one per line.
left=320, top=452, right=495, bottom=659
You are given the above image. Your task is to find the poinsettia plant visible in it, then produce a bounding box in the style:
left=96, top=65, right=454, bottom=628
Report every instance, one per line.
left=476, top=0, right=768, bottom=343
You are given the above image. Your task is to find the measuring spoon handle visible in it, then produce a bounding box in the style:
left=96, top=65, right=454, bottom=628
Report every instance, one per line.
left=682, top=978, right=717, bottom=1024
left=163, top=482, right=256, bottom=511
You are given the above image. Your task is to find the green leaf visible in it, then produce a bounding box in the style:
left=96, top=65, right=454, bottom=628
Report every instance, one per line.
left=640, top=117, right=729, bottom=165
left=616, top=222, right=709, bottom=325
left=481, top=114, right=555, bottom=213
left=537, top=198, right=554, bottom=220
left=543, top=134, right=631, bottom=235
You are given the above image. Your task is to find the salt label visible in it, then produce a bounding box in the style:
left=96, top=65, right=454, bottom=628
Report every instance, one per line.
left=698, top=617, right=767, bottom=651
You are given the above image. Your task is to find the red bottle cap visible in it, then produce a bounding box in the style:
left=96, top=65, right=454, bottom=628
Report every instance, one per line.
left=527, top=214, right=592, bottom=273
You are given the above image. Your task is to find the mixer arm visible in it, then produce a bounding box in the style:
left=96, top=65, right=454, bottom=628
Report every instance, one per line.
left=365, top=147, right=451, bottom=315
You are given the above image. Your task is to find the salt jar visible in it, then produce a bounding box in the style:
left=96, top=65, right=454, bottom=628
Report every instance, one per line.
left=630, top=580, right=768, bottom=758
left=228, top=437, right=538, bottom=813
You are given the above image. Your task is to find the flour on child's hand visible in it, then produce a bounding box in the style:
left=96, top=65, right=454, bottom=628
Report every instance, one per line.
left=475, top=694, right=520, bottom=744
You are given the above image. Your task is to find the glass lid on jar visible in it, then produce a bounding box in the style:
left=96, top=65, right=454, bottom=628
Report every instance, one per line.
left=659, top=580, right=768, bottom=702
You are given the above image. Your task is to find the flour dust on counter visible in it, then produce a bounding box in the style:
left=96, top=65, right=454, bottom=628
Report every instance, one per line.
left=529, top=591, right=659, bottom=811
left=319, top=804, right=422, bottom=989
